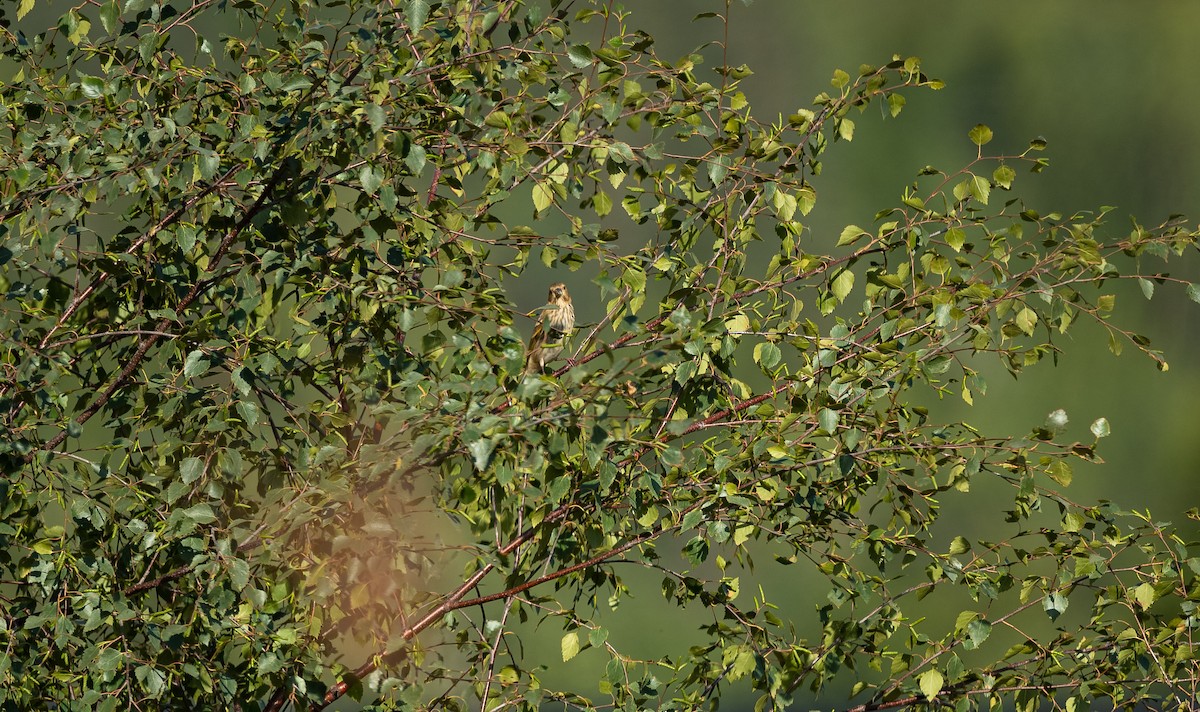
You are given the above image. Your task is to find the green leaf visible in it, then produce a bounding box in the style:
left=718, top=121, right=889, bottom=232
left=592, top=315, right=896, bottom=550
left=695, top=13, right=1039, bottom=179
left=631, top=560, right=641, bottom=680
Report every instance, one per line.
left=1046, top=461, right=1072, bottom=486
left=818, top=408, right=838, bottom=434
left=830, top=268, right=855, bottom=303
left=16, top=0, right=34, bottom=20
left=1187, top=283, right=1200, bottom=304
left=797, top=187, right=816, bottom=215
left=236, top=400, right=259, bottom=428
left=548, top=475, right=571, bottom=502
left=183, top=350, right=207, bottom=377
left=637, top=504, right=659, bottom=527
left=484, top=111, right=511, bottom=129
left=405, top=144, right=427, bottom=175
left=180, top=457, right=203, bottom=484
left=953, top=179, right=971, bottom=202
left=918, top=669, right=944, bottom=701
left=1133, top=582, right=1157, bottom=610
left=1014, top=307, right=1037, bottom=336
left=837, top=117, right=855, bottom=141
left=468, top=438, right=496, bottom=471
left=406, top=0, right=430, bottom=29
left=969, top=123, right=993, bottom=146
left=365, top=103, right=385, bottom=133
left=771, top=190, right=797, bottom=221
left=183, top=504, right=216, bottom=524
left=708, top=155, right=729, bottom=186
left=231, top=367, right=252, bottom=396
left=227, top=558, right=250, bottom=590
left=1090, top=417, right=1111, bottom=438
left=945, top=228, right=965, bottom=252
left=609, top=141, right=636, bottom=164
left=593, top=189, right=612, bottom=217
left=96, top=648, right=124, bottom=673
left=725, top=645, right=757, bottom=681
left=137, top=32, right=156, bottom=61
left=136, top=665, right=166, bottom=696
left=965, top=618, right=991, bottom=649
left=9, top=166, right=30, bottom=189
left=99, top=1, right=120, bottom=34
left=1138, top=277, right=1155, bottom=300
left=754, top=342, right=781, bottom=370
left=198, top=151, right=220, bottom=179
left=561, top=631, right=580, bottom=662
left=992, top=164, right=1015, bottom=189
left=837, top=224, right=867, bottom=247
left=359, top=164, right=383, bottom=195
left=1043, top=592, right=1069, bottom=620
left=80, top=75, right=106, bottom=99
left=970, top=174, right=990, bottom=205
left=567, top=44, right=594, bottom=68
left=532, top=181, right=553, bottom=213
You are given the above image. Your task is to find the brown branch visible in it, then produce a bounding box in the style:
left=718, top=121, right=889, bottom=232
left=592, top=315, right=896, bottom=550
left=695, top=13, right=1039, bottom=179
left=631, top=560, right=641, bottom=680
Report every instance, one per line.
left=122, top=531, right=268, bottom=597
left=263, top=519, right=544, bottom=712
left=452, top=526, right=659, bottom=611
left=122, top=561, right=195, bottom=596
left=304, top=522, right=672, bottom=712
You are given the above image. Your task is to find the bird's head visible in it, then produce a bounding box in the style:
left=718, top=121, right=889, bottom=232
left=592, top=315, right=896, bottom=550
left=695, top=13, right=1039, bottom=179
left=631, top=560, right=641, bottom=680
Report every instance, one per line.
left=548, top=282, right=570, bottom=304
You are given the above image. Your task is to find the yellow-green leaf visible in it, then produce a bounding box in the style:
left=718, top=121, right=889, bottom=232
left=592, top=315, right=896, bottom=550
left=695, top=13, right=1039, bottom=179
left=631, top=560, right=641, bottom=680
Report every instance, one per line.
left=561, top=631, right=580, bottom=662
left=831, top=268, right=855, bottom=303
left=837, top=224, right=867, bottom=247
left=919, top=669, right=944, bottom=701
left=837, top=117, right=855, bottom=141
left=532, top=182, right=553, bottom=213
left=1046, top=460, right=1072, bottom=486
left=970, top=174, right=990, bottom=205
left=945, top=228, right=965, bottom=252
left=969, top=123, right=993, bottom=146
left=1015, top=307, right=1037, bottom=336
left=993, top=164, right=1016, bottom=189
left=1133, top=582, right=1157, bottom=610
left=754, top=342, right=782, bottom=370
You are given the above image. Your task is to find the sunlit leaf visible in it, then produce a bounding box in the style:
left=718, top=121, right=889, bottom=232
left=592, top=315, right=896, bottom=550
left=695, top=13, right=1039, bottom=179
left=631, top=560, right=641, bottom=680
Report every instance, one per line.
left=969, top=123, right=993, bottom=146
left=918, top=669, right=944, bottom=701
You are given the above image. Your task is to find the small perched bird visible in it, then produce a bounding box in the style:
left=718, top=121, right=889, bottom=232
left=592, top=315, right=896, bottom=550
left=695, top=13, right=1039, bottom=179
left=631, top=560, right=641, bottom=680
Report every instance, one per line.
left=525, top=282, right=575, bottom=374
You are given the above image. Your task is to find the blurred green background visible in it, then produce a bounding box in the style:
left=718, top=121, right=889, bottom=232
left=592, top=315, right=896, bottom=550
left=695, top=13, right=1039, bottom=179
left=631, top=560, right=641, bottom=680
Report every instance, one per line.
left=505, top=3, right=1200, bottom=708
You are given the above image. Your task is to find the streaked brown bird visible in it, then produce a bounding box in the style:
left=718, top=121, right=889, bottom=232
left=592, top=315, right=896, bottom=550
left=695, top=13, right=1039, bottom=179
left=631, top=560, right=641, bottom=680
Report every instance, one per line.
left=525, top=282, right=575, bottom=374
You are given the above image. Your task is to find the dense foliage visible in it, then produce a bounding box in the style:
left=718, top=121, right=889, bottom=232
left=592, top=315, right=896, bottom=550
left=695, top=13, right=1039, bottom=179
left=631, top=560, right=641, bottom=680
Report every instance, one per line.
left=3, top=1, right=1200, bottom=710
